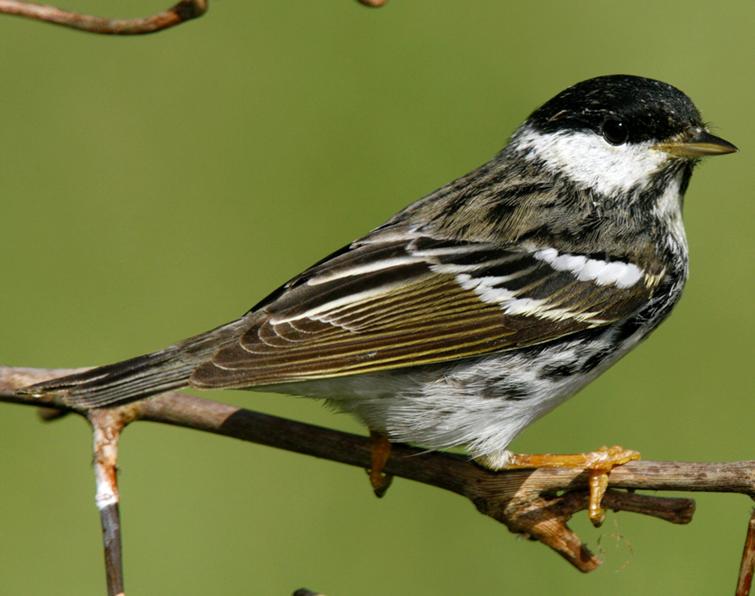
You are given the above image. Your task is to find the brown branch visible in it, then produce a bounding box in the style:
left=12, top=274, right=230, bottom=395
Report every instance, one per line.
left=1, top=366, right=754, bottom=576
left=89, top=408, right=133, bottom=596
left=738, top=509, right=755, bottom=596
left=0, top=0, right=207, bottom=35
left=0, top=0, right=384, bottom=34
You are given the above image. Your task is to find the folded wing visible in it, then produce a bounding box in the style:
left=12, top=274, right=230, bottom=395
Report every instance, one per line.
left=192, top=236, right=658, bottom=388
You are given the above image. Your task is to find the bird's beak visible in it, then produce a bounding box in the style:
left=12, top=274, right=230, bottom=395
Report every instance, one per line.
left=654, top=129, right=738, bottom=158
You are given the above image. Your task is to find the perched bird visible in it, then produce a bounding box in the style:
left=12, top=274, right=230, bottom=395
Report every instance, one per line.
left=23, top=75, right=736, bottom=522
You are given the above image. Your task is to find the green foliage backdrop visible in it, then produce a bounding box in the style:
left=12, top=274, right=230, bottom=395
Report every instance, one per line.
left=1, top=1, right=752, bottom=594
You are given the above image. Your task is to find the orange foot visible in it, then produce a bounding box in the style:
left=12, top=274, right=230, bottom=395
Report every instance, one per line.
left=483, top=445, right=640, bottom=526
left=367, top=431, right=394, bottom=498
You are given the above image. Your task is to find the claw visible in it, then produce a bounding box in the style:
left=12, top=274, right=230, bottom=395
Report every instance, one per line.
left=367, top=431, right=394, bottom=498
left=583, top=446, right=641, bottom=526
left=492, top=445, right=641, bottom=526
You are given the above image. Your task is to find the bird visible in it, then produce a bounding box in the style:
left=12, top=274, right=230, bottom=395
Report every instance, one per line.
left=22, top=75, right=736, bottom=523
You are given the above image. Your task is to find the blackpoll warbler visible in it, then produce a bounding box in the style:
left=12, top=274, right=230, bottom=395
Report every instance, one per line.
left=23, top=75, right=737, bottom=522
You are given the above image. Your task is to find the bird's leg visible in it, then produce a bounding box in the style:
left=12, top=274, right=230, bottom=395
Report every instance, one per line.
left=367, top=430, right=394, bottom=498
left=480, top=445, right=640, bottom=526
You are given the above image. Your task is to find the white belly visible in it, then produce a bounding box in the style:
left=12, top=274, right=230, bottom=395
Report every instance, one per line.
left=261, top=324, right=642, bottom=460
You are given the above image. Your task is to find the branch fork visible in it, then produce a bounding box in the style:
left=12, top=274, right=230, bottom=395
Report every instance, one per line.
left=90, top=408, right=132, bottom=596
left=1, top=366, right=753, bottom=592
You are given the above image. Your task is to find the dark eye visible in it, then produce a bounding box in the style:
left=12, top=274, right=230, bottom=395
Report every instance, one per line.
left=601, top=118, right=629, bottom=145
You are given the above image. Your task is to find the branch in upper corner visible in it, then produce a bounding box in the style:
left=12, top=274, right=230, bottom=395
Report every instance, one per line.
left=0, top=0, right=385, bottom=34
left=0, top=0, right=207, bottom=35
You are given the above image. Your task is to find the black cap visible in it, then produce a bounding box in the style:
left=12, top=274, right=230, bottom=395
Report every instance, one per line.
left=527, top=75, right=704, bottom=144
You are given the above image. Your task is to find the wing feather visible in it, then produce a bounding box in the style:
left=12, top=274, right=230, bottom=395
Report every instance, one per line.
left=191, top=237, right=658, bottom=388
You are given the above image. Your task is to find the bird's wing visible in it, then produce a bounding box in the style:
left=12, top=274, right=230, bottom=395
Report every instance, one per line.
left=191, top=236, right=660, bottom=388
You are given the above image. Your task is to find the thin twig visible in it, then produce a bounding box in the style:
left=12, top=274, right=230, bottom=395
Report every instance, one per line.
left=1, top=366, right=754, bottom=573
left=0, top=0, right=381, bottom=34
left=737, top=509, right=755, bottom=596
left=90, top=408, right=133, bottom=596
left=0, top=0, right=207, bottom=35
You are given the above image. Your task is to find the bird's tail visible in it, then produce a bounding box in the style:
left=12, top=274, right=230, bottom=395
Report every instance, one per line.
left=18, top=320, right=244, bottom=409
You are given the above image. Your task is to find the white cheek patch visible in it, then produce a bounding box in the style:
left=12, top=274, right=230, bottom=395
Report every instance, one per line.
left=533, top=247, right=643, bottom=288
left=515, top=126, right=669, bottom=196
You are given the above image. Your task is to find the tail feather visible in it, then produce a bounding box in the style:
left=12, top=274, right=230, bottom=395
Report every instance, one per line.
left=19, top=320, right=245, bottom=409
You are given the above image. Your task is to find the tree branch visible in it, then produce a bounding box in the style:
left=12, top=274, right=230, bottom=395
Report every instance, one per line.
left=738, top=509, right=755, bottom=596
left=1, top=366, right=754, bottom=578
left=89, top=408, right=131, bottom=596
left=0, top=0, right=386, bottom=35
left=0, top=0, right=208, bottom=35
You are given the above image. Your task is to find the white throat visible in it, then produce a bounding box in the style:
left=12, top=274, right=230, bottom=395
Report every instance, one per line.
left=514, top=125, right=670, bottom=196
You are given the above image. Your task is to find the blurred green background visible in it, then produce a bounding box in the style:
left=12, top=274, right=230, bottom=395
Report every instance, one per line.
left=1, top=1, right=753, bottom=594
